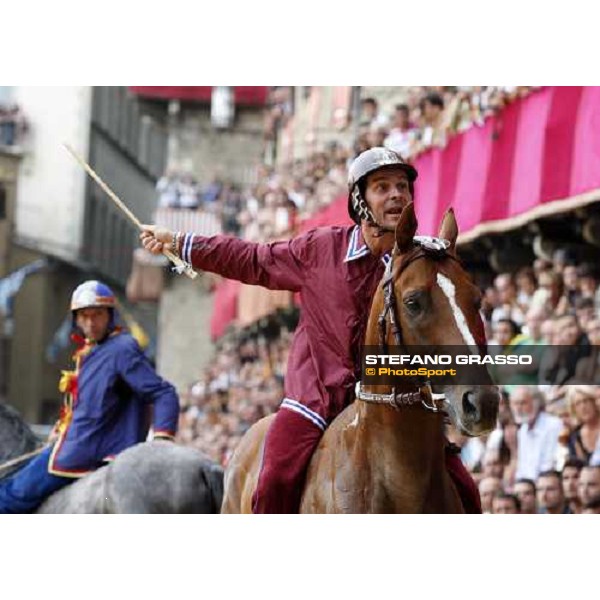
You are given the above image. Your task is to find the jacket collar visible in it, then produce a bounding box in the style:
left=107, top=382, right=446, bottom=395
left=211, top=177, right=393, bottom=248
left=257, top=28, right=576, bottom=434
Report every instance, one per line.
left=344, top=225, right=391, bottom=266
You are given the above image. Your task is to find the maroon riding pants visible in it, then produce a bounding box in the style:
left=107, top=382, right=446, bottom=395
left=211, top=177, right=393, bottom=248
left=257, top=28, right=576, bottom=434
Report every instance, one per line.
left=251, top=407, right=482, bottom=514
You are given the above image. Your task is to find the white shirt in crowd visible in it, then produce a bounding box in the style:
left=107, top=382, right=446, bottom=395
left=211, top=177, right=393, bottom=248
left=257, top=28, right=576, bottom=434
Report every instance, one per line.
left=178, top=182, right=199, bottom=209
left=491, top=304, right=526, bottom=326
left=384, top=128, right=416, bottom=158
left=515, top=411, right=563, bottom=481
left=156, top=176, right=179, bottom=208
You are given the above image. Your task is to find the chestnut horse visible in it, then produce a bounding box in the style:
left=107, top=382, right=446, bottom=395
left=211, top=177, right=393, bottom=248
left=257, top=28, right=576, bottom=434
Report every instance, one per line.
left=221, top=204, right=500, bottom=513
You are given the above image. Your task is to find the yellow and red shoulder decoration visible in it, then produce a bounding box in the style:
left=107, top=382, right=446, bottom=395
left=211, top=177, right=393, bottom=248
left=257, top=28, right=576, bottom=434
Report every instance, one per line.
left=51, top=333, right=96, bottom=438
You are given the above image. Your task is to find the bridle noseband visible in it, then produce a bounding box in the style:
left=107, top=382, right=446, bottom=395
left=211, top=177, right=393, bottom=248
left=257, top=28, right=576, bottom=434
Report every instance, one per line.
left=357, top=237, right=461, bottom=413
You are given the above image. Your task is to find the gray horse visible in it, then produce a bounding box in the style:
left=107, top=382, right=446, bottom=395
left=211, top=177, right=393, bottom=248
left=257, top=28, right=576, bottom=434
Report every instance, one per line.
left=0, top=403, right=223, bottom=513
left=0, top=403, right=40, bottom=479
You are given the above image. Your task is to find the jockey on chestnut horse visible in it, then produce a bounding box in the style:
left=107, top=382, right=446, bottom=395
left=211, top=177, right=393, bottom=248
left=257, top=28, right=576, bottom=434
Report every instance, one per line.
left=140, top=147, right=500, bottom=513
left=221, top=200, right=499, bottom=513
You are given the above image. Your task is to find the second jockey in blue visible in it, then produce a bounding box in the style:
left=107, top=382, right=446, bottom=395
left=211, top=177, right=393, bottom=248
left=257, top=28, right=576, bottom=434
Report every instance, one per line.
left=0, top=280, right=179, bottom=513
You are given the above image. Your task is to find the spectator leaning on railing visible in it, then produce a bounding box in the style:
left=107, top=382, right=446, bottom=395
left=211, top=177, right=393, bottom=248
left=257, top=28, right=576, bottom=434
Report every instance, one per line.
left=384, top=104, right=418, bottom=158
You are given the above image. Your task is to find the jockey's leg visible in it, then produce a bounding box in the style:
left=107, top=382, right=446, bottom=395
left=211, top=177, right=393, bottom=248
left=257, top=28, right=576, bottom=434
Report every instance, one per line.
left=252, top=407, right=324, bottom=514
left=444, top=448, right=482, bottom=514
left=0, top=447, right=73, bottom=513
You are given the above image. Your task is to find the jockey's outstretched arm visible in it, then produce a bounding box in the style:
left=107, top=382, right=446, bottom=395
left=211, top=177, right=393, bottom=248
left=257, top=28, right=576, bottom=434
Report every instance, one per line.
left=140, top=226, right=314, bottom=292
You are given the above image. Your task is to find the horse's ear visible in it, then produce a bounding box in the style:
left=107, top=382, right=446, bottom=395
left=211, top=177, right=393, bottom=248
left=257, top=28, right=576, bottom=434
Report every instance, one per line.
left=438, top=207, right=458, bottom=253
left=395, top=202, right=418, bottom=253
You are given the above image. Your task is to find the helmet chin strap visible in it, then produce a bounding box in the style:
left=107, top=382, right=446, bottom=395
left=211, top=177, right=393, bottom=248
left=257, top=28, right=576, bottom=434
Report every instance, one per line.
left=353, top=187, right=403, bottom=238
left=363, top=206, right=396, bottom=239
left=353, top=188, right=391, bottom=236
left=367, top=221, right=395, bottom=238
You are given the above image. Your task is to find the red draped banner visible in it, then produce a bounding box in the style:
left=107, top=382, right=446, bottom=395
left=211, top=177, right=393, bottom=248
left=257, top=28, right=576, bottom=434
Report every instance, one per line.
left=210, top=278, right=240, bottom=340
left=414, top=86, right=600, bottom=240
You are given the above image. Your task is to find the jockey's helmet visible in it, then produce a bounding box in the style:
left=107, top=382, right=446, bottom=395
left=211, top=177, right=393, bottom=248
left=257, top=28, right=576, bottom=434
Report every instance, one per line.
left=70, top=280, right=118, bottom=335
left=71, top=280, right=116, bottom=312
left=347, top=147, right=418, bottom=225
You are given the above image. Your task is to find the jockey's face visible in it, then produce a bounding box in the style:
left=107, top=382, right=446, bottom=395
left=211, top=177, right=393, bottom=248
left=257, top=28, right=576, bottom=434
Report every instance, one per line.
left=365, top=167, right=412, bottom=229
left=75, top=307, right=111, bottom=342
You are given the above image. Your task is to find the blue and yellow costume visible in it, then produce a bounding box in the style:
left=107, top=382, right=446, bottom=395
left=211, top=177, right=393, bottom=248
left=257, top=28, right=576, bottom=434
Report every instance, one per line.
left=0, top=281, right=179, bottom=513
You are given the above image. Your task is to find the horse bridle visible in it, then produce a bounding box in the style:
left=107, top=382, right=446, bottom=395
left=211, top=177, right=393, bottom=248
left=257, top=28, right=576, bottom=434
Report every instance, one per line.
left=356, top=237, right=461, bottom=413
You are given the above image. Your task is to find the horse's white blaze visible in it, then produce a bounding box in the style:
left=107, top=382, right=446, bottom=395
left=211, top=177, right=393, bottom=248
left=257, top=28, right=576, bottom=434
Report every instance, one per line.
left=349, top=413, right=359, bottom=428
left=436, top=273, right=478, bottom=351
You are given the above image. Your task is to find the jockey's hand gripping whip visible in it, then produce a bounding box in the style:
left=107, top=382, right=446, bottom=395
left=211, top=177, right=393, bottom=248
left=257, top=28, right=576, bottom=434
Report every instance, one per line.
left=63, top=143, right=197, bottom=280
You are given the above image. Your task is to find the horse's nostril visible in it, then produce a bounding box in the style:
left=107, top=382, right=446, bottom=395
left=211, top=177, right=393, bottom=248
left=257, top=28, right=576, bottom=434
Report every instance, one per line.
left=462, top=392, right=479, bottom=419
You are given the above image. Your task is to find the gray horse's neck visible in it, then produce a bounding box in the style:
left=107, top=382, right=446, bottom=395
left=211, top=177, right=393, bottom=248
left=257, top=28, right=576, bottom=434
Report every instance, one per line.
left=0, top=403, right=41, bottom=478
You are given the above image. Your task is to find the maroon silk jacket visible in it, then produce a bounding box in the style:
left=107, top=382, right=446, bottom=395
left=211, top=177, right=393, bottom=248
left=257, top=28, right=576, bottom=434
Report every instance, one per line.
left=180, top=226, right=388, bottom=430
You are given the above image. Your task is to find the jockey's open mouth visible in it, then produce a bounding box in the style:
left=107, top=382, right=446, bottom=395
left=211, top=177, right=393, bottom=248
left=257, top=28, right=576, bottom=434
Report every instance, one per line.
left=385, top=207, right=403, bottom=215
left=383, top=201, right=408, bottom=217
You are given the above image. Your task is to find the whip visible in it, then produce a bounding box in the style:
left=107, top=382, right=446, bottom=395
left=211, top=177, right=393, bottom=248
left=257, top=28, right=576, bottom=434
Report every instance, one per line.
left=63, top=143, right=197, bottom=279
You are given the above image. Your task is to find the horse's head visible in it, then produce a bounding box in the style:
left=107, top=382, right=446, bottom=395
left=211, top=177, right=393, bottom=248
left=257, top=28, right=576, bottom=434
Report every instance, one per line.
left=370, top=202, right=500, bottom=436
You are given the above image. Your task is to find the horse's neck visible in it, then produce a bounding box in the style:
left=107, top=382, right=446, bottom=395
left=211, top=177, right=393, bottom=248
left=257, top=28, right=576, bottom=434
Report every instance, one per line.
left=351, top=402, right=448, bottom=512
left=342, top=284, right=456, bottom=511
left=0, top=404, right=39, bottom=462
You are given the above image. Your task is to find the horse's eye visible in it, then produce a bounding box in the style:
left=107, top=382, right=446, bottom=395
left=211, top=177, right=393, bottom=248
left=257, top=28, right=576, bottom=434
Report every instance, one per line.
left=404, top=296, right=421, bottom=313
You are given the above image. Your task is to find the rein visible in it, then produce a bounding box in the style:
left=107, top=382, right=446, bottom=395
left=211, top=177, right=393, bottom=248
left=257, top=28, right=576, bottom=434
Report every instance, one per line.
left=0, top=444, right=50, bottom=478
left=357, top=237, right=460, bottom=413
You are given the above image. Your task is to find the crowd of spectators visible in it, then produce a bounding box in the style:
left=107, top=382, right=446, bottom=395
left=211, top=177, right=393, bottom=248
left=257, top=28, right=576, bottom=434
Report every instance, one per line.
left=450, top=246, right=600, bottom=513
left=234, top=148, right=349, bottom=241
left=166, top=88, right=539, bottom=236
left=156, top=148, right=350, bottom=242
left=177, top=315, right=295, bottom=465
left=358, top=86, right=539, bottom=159
left=156, top=171, right=234, bottom=211
left=158, top=87, right=540, bottom=244
left=458, top=383, right=600, bottom=514
left=261, top=87, right=539, bottom=158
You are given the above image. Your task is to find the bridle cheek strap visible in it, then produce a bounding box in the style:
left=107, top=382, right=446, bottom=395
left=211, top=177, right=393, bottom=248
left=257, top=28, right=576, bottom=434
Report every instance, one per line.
left=362, top=244, right=461, bottom=412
